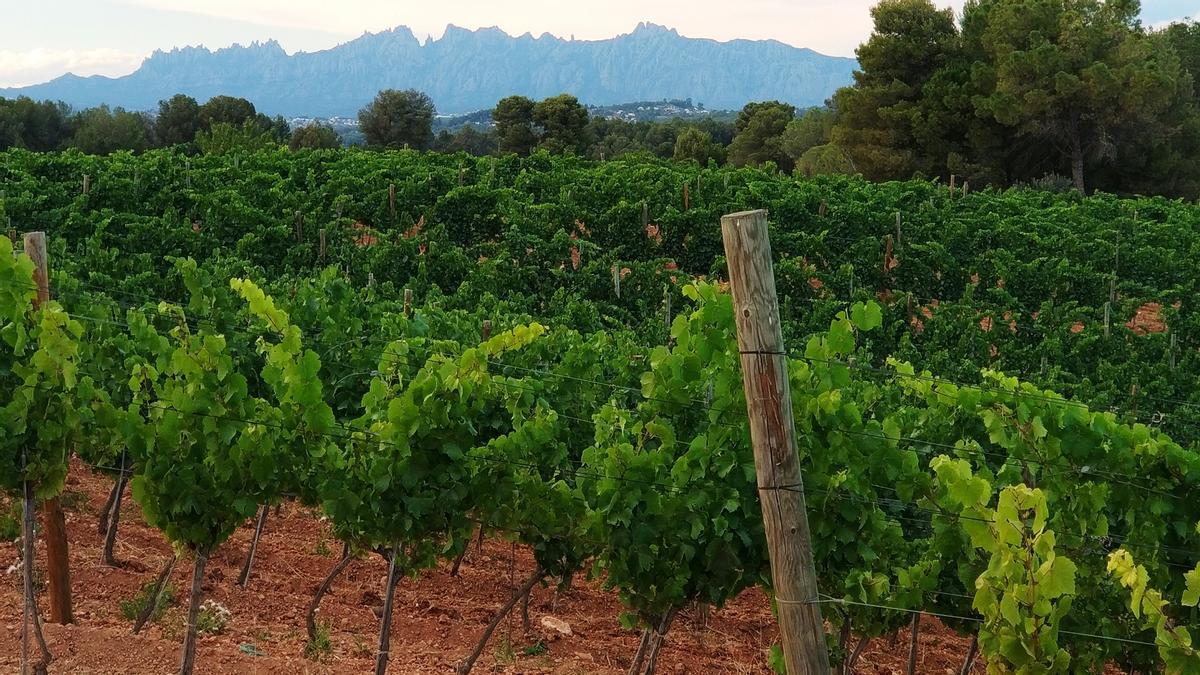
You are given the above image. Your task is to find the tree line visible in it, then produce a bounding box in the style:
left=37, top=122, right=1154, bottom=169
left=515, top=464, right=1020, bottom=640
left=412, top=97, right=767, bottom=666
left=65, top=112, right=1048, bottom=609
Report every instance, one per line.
left=825, top=0, right=1200, bottom=197
left=0, top=94, right=305, bottom=154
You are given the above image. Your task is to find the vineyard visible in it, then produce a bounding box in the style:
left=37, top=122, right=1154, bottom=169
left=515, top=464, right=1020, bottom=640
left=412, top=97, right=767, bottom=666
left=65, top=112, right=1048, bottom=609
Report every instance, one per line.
left=1, top=147, right=1199, bottom=674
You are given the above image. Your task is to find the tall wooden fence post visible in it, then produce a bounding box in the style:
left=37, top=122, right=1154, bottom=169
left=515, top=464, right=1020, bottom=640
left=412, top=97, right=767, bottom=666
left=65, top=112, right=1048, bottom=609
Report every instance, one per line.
left=23, top=231, right=73, bottom=625
left=720, top=210, right=829, bottom=675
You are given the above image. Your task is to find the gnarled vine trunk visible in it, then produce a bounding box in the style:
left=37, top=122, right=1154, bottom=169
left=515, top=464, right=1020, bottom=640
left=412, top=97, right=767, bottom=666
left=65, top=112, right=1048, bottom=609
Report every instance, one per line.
left=307, top=542, right=352, bottom=643
left=101, top=451, right=128, bottom=566
left=178, top=548, right=210, bottom=675
left=133, top=552, right=178, bottom=633
left=21, top=480, right=52, bottom=675
left=456, top=566, right=543, bottom=675
left=237, top=504, right=269, bottom=587
left=374, top=546, right=401, bottom=675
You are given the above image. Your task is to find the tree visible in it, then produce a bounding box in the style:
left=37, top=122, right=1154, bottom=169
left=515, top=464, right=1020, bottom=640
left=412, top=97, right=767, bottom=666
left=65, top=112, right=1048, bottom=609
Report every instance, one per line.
left=289, top=123, right=341, bottom=150
left=533, top=94, right=588, bottom=154
left=830, top=0, right=960, bottom=180
left=492, top=96, right=537, bottom=155
left=0, top=97, right=71, bottom=151
left=69, top=106, right=154, bottom=155
left=780, top=107, right=835, bottom=163
left=195, top=121, right=278, bottom=155
left=155, top=95, right=202, bottom=147
left=198, top=95, right=257, bottom=130
left=358, top=89, right=435, bottom=150
left=972, top=0, right=1181, bottom=192
left=432, top=126, right=497, bottom=155
left=727, top=101, right=795, bottom=170
left=257, top=114, right=292, bottom=144
left=795, top=144, right=856, bottom=176
left=672, top=126, right=722, bottom=164
left=1162, top=21, right=1200, bottom=105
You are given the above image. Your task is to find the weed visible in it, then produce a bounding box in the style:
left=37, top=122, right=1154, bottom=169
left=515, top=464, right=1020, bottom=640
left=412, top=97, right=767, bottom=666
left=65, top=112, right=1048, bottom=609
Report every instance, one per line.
left=0, top=499, right=20, bottom=542
left=120, top=580, right=178, bottom=623
left=495, top=634, right=516, bottom=665
left=196, top=600, right=231, bottom=636
left=350, top=633, right=372, bottom=658
left=314, top=538, right=331, bottom=557
left=522, top=640, right=548, bottom=657
left=304, top=620, right=333, bottom=660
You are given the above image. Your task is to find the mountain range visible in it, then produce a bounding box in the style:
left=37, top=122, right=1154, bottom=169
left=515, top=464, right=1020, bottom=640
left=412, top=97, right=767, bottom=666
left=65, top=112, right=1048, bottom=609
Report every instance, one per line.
left=0, top=23, right=858, bottom=117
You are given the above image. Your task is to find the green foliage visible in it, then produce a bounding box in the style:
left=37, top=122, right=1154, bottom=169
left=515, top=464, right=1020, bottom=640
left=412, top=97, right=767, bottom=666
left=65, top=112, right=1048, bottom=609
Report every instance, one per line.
left=358, top=89, right=436, bottom=150
left=195, top=121, right=279, bottom=155
left=0, top=235, right=98, bottom=498
left=0, top=96, right=71, bottom=151
left=828, top=0, right=1200, bottom=197
left=728, top=101, right=795, bottom=170
left=289, top=124, right=341, bottom=151
left=672, top=127, right=722, bottom=165
left=0, top=498, right=21, bottom=541
left=533, top=94, right=589, bottom=155
left=581, top=281, right=764, bottom=625
left=198, top=95, right=258, bottom=130
left=155, top=95, right=202, bottom=148
left=69, top=106, right=154, bottom=155
left=781, top=107, right=836, bottom=163
left=1108, top=550, right=1200, bottom=673
left=935, top=460, right=1076, bottom=673
left=304, top=620, right=333, bottom=659
left=493, top=96, right=538, bottom=156
left=831, top=0, right=959, bottom=181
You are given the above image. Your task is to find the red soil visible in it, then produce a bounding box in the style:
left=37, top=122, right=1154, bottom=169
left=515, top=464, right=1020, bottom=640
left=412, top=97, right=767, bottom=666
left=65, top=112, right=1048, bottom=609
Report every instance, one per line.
left=1, top=462, right=985, bottom=674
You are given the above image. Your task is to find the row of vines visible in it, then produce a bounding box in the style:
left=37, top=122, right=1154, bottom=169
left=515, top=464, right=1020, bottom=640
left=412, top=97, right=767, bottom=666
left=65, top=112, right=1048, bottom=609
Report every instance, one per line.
left=1, top=147, right=1199, bottom=673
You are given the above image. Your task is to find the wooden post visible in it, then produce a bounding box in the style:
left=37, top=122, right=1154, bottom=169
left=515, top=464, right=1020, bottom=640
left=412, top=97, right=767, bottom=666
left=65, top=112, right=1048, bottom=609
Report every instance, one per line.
left=23, top=232, right=73, bottom=625
left=683, top=182, right=690, bottom=211
left=612, top=265, right=621, bottom=299
left=949, top=174, right=956, bottom=191
left=1104, top=302, right=1111, bottom=338
left=319, top=229, right=327, bottom=262
left=403, top=288, right=413, bottom=317
left=641, top=202, right=650, bottom=228
left=895, top=212, right=902, bottom=247
left=82, top=174, right=90, bottom=195
left=719, top=210, right=829, bottom=675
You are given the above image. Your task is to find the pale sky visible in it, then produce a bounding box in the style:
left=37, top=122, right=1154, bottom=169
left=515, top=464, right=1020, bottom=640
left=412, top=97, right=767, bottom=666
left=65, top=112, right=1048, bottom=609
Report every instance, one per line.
left=1, top=0, right=1196, bottom=87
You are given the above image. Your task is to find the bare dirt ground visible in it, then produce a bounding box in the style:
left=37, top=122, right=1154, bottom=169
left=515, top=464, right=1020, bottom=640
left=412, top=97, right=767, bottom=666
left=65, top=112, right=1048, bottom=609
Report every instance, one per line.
left=0, top=461, right=984, bottom=674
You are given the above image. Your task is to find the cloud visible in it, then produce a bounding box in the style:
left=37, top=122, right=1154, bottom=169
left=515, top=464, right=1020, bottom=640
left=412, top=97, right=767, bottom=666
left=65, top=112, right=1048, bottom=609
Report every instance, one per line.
left=0, top=48, right=144, bottom=88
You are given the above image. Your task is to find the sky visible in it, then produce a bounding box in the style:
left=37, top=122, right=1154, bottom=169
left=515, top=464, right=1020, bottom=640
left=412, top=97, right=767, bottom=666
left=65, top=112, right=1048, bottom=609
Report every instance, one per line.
left=1, top=0, right=1197, bottom=88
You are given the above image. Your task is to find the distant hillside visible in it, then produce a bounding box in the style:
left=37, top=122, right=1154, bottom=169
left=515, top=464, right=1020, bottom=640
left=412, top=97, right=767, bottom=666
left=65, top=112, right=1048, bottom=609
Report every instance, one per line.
left=0, top=23, right=857, bottom=116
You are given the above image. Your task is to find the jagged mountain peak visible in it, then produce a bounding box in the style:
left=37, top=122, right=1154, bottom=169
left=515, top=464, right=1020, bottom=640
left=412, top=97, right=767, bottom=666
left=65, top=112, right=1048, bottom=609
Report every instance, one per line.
left=1, top=24, right=856, bottom=116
